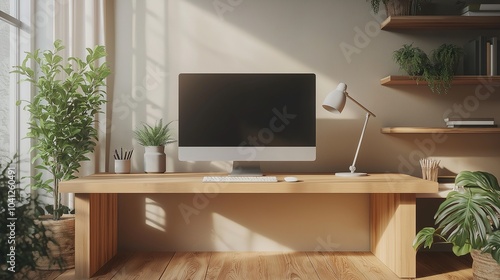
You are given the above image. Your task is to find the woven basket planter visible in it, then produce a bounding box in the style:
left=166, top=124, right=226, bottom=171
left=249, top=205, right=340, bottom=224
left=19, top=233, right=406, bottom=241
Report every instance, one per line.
left=471, top=249, right=500, bottom=280
left=385, top=0, right=413, bottom=16
left=34, top=215, right=75, bottom=270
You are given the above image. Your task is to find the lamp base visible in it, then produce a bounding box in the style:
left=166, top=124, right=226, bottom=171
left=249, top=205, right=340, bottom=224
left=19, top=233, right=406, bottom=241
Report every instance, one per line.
left=335, top=172, right=368, bottom=177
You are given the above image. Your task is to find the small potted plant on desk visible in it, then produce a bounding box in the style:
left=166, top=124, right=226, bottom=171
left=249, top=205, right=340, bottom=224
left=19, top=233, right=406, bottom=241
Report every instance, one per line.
left=13, top=40, right=110, bottom=270
left=413, top=171, right=500, bottom=280
left=134, top=119, right=176, bottom=173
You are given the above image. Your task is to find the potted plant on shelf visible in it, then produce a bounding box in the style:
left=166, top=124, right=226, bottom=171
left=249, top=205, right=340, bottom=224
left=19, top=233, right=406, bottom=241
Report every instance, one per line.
left=134, top=119, right=176, bottom=173
left=424, top=43, right=463, bottom=94
left=393, top=43, right=463, bottom=94
left=393, top=43, right=431, bottom=76
left=366, top=0, right=427, bottom=16
left=413, top=171, right=500, bottom=280
left=13, top=40, right=111, bottom=270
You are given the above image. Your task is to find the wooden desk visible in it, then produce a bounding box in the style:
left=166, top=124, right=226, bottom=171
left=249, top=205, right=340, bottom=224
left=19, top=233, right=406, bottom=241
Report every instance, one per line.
left=60, top=173, right=437, bottom=279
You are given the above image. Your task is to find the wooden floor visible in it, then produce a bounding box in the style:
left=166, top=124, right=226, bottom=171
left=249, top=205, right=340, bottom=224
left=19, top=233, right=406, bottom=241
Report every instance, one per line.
left=35, top=251, right=473, bottom=280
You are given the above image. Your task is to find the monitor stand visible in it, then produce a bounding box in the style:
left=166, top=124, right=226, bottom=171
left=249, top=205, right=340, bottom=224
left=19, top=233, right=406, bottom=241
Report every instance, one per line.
left=229, top=161, right=263, bottom=176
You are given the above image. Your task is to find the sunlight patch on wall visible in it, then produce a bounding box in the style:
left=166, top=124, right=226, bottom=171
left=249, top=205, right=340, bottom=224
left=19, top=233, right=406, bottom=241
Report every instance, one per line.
left=171, top=1, right=355, bottom=120
left=130, top=0, right=169, bottom=126
left=211, top=213, right=292, bottom=251
left=145, top=197, right=167, bottom=232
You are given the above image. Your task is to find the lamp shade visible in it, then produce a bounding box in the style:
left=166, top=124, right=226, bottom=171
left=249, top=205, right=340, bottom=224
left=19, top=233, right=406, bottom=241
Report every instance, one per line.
left=322, top=82, right=347, bottom=113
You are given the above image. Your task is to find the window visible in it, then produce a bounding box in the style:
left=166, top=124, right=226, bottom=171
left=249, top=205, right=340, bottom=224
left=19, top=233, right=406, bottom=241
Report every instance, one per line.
left=1, top=0, right=31, bottom=183
left=0, top=23, right=9, bottom=157
left=0, top=0, right=16, bottom=17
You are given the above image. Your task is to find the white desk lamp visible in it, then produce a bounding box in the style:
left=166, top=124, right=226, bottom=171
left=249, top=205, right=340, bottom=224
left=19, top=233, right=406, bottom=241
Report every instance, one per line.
left=322, top=83, right=376, bottom=177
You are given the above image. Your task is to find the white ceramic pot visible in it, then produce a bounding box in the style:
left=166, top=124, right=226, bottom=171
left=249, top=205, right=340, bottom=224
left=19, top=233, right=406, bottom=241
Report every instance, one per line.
left=115, top=159, right=131, bottom=174
left=144, top=146, right=166, bottom=173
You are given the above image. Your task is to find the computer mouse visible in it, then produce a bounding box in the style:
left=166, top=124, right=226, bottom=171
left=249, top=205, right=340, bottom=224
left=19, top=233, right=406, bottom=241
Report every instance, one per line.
left=284, top=176, right=299, bottom=182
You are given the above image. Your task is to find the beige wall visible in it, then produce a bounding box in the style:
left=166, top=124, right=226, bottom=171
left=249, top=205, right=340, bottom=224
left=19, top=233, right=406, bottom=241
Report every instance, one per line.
left=111, top=0, right=500, bottom=251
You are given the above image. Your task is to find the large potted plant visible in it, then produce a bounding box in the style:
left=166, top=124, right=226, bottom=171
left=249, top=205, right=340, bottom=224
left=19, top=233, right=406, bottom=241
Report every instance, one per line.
left=134, top=119, right=176, bottom=173
left=413, top=171, right=500, bottom=280
left=13, top=40, right=110, bottom=270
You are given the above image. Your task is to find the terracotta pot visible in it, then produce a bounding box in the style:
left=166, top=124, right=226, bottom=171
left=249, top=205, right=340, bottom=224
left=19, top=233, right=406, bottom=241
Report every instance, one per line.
left=34, top=215, right=75, bottom=270
left=471, top=249, right=500, bottom=280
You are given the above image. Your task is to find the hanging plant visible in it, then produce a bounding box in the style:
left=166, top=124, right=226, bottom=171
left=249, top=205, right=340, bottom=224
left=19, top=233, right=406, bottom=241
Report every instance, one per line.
left=426, top=43, right=463, bottom=94
left=392, top=43, right=463, bottom=94
left=393, top=43, right=431, bottom=76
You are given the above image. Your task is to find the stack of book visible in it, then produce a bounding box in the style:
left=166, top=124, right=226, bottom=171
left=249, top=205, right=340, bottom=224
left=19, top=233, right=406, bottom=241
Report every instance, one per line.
left=461, top=3, right=500, bottom=16
left=445, top=117, right=496, bottom=128
left=464, top=36, right=499, bottom=76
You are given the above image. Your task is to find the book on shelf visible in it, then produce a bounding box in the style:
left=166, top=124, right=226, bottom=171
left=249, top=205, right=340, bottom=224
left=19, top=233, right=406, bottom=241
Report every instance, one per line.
left=463, top=36, right=499, bottom=75
left=447, top=124, right=498, bottom=128
left=487, top=41, right=492, bottom=76
left=444, top=117, right=495, bottom=122
left=461, top=3, right=500, bottom=13
left=461, top=11, right=500, bottom=16
left=446, top=120, right=495, bottom=125
left=490, top=36, right=497, bottom=76
left=444, top=117, right=496, bottom=126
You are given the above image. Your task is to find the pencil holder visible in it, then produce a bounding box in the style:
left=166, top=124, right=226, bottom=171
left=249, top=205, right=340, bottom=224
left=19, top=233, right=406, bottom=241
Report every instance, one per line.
left=115, top=159, right=131, bottom=174
left=419, top=158, right=439, bottom=182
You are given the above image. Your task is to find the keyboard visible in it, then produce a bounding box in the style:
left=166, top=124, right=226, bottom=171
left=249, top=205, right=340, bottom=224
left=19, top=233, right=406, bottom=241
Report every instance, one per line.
left=202, top=176, right=278, bottom=183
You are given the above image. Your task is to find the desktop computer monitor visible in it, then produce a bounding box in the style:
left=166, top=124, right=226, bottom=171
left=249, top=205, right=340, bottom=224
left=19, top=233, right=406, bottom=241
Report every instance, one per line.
left=178, top=73, right=316, bottom=175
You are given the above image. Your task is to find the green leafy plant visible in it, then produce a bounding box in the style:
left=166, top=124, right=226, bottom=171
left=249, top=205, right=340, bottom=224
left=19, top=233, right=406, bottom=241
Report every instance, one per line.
left=366, top=0, right=428, bottom=15
left=134, top=119, right=176, bottom=146
left=423, top=43, right=463, bottom=94
left=393, top=43, right=431, bottom=76
left=12, top=40, right=111, bottom=220
left=393, top=43, right=463, bottom=94
left=413, top=171, right=500, bottom=264
left=0, top=155, right=53, bottom=279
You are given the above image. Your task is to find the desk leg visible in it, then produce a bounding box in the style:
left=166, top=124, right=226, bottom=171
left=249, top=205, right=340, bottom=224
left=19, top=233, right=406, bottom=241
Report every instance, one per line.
left=74, top=193, right=118, bottom=278
left=370, top=193, right=416, bottom=279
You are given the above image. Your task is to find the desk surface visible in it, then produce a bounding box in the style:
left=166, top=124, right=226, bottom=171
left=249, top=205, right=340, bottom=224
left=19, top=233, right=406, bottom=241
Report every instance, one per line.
left=60, top=173, right=438, bottom=194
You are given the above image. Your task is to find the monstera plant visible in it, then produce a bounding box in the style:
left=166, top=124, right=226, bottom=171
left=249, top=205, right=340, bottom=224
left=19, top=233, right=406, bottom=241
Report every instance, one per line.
left=414, top=171, right=500, bottom=278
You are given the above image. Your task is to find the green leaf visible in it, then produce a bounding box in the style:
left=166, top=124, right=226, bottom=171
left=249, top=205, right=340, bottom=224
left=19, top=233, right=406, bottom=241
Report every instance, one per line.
left=452, top=243, right=471, bottom=256
left=413, top=227, right=440, bottom=250
left=134, top=119, right=177, bottom=146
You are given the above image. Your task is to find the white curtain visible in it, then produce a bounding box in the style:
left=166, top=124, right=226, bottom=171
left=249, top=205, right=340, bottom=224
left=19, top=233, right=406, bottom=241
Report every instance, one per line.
left=53, top=0, right=113, bottom=208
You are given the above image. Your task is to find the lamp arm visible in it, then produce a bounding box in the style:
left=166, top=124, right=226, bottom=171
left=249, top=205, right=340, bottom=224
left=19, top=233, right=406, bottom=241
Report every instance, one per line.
left=346, top=94, right=376, bottom=117
left=350, top=112, right=371, bottom=173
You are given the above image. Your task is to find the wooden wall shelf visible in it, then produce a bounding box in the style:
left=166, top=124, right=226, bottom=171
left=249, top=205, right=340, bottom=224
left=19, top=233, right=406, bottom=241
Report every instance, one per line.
left=381, top=127, right=500, bottom=134
left=381, top=16, right=500, bottom=30
left=380, top=75, right=500, bottom=86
